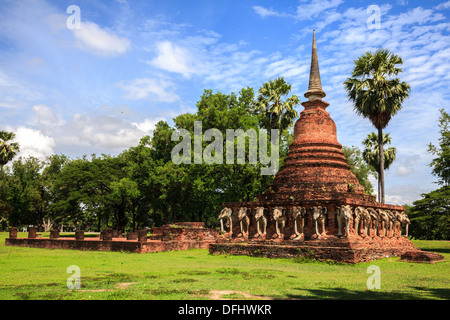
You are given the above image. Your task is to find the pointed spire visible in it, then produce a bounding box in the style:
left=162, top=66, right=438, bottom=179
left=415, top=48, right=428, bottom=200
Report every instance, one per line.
left=304, top=29, right=326, bottom=101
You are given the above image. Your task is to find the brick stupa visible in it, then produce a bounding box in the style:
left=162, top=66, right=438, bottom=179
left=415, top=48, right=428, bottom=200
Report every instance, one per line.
left=259, top=29, right=373, bottom=206
left=215, top=30, right=420, bottom=263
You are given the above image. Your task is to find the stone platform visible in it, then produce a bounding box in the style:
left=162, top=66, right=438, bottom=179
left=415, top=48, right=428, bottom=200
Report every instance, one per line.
left=210, top=236, right=419, bottom=264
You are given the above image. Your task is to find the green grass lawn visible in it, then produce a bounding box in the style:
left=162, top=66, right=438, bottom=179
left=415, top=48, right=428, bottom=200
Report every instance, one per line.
left=0, top=232, right=449, bottom=300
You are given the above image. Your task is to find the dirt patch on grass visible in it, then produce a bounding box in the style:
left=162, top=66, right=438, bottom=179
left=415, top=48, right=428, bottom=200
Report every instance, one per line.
left=207, top=290, right=274, bottom=300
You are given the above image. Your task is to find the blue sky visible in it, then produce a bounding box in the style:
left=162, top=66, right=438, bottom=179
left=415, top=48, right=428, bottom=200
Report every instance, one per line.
left=0, top=0, right=449, bottom=205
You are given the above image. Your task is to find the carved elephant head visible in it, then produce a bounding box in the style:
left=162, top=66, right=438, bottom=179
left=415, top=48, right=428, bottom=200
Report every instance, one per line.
left=218, top=207, right=233, bottom=233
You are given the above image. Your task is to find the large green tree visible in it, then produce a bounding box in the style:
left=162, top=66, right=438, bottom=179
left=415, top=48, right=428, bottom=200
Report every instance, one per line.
left=407, top=186, right=450, bottom=240
left=2, top=157, right=44, bottom=227
left=344, top=49, right=410, bottom=203
left=428, top=108, right=450, bottom=186
left=407, top=108, right=450, bottom=240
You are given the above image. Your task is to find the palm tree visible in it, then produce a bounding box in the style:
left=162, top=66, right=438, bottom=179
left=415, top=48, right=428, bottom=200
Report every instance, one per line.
left=0, top=131, right=19, bottom=166
left=362, top=132, right=397, bottom=202
left=255, top=77, right=300, bottom=133
left=344, top=49, right=410, bottom=203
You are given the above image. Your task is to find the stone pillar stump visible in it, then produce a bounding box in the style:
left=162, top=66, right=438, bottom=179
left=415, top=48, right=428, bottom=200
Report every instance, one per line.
left=102, top=228, right=113, bottom=241
left=50, top=230, right=60, bottom=239
left=137, top=229, right=147, bottom=242
left=28, top=227, right=37, bottom=239
left=9, top=227, right=18, bottom=239
left=75, top=230, right=84, bottom=240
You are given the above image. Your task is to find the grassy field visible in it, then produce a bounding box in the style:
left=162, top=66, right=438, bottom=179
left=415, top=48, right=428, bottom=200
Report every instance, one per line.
left=0, top=232, right=449, bottom=300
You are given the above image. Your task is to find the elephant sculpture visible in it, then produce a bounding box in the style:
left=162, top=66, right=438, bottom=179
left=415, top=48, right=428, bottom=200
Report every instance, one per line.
left=377, top=209, right=390, bottom=237
left=385, top=210, right=396, bottom=237
left=253, top=207, right=268, bottom=238
left=218, top=207, right=233, bottom=234
left=395, top=211, right=410, bottom=237
left=367, top=208, right=380, bottom=236
left=272, top=207, right=287, bottom=239
left=336, top=205, right=352, bottom=237
left=291, top=206, right=307, bottom=241
left=354, top=206, right=371, bottom=237
left=310, top=206, right=327, bottom=238
left=237, top=207, right=250, bottom=236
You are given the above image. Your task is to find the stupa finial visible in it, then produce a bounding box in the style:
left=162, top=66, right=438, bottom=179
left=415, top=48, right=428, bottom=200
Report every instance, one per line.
left=304, top=29, right=326, bottom=101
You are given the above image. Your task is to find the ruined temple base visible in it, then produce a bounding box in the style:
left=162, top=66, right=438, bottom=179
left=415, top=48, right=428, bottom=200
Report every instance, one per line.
left=399, top=250, right=445, bottom=264
left=209, top=236, right=421, bottom=264
left=5, top=222, right=219, bottom=254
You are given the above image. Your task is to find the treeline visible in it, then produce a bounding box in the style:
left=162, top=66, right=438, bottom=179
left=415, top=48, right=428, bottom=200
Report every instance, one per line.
left=0, top=87, right=292, bottom=232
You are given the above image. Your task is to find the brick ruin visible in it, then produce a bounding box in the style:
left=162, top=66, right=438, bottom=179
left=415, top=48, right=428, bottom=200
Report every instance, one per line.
left=209, top=30, right=435, bottom=263
left=5, top=223, right=219, bottom=254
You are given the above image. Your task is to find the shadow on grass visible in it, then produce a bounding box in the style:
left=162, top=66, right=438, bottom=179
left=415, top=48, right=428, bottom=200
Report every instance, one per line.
left=287, top=286, right=450, bottom=300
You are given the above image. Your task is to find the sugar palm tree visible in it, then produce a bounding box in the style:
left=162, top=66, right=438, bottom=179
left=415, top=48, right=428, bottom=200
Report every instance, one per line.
left=0, top=131, right=19, bottom=166
left=344, top=49, right=410, bottom=203
left=256, top=77, right=300, bottom=133
left=362, top=132, right=397, bottom=202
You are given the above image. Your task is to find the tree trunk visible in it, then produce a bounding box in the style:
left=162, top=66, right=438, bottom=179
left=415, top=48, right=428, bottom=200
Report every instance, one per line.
left=378, top=127, right=385, bottom=203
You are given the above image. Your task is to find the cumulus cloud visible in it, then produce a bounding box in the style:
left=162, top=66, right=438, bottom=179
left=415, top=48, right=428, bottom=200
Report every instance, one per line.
left=296, top=0, right=343, bottom=19
left=252, top=6, right=289, bottom=18
left=72, top=21, right=131, bottom=57
left=118, top=77, right=179, bottom=103
left=148, top=41, right=194, bottom=77
left=13, top=127, right=55, bottom=160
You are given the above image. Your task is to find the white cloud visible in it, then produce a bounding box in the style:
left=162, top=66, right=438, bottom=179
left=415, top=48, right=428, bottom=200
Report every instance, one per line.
left=13, top=127, right=55, bottom=161
left=149, top=41, right=194, bottom=77
left=133, top=117, right=167, bottom=133
left=396, top=166, right=414, bottom=176
left=118, top=77, right=179, bottom=103
left=32, top=104, right=65, bottom=127
left=296, top=0, right=343, bottom=19
left=72, top=21, right=131, bottom=56
left=434, top=1, right=450, bottom=10
left=23, top=104, right=169, bottom=156
left=253, top=6, right=289, bottom=18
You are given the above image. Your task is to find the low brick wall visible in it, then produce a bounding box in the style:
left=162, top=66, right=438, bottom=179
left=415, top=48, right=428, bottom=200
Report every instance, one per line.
left=4, top=237, right=215, bottom=254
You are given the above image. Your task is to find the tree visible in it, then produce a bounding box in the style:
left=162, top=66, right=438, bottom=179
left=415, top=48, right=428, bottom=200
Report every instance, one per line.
left=255, top=77, right=300, bottom=133
left=407, top=109, right=450, bottom=240
left=2, top=157, right=44, bottom=227
left=344, top=49, right=410, bottom=203
left=0, top=131, right=19, bottom=166
left=407, top=186, right=450, bottom=240
left=428, top=108, right=450, bottom=186
left=362, top=132, right=397, bottom=202
left=342, top=145, right=375, bottom=195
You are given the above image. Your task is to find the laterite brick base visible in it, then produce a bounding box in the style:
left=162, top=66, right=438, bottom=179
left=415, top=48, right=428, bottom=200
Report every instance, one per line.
left=5, top=237, right=215, bottom=253
left=210, top=236, right=420, bottom=264
left=5, top=223, right=219, bottom=254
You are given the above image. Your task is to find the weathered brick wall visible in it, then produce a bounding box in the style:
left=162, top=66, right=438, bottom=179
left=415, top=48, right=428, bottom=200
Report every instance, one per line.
left=210, top=236, right=419, bottom=264
left=5, top=237, right=214, bottom=254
